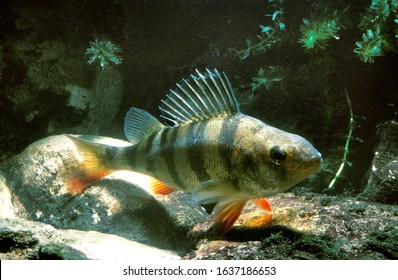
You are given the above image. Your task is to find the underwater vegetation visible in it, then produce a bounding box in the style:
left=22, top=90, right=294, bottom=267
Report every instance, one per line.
left=299, top=8, right=348, bottom=50
left=230, top=0, right=285, bottom=60
left=299, top=18, right=339, bottom=49
left=85, top=39, right=122, bottom=69
left=327, top=89, right=354, bottom=190
left=354, top=0, right=398, bottom=62
left=250, top=66, right=284, bottom=92
left=354, top=28, right=384, bottom=63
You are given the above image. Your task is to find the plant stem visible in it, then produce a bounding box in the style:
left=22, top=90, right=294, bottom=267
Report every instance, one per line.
left=327, top=88, right=354, bottom=189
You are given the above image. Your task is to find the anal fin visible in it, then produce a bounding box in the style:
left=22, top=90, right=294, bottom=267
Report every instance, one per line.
left=149, top=178, right=175, bottom=195
left=213, top=199, right=247, bottom=235
left=252, top=197, right=272, bottom=213
left=67, top=169, right=112, bottom=195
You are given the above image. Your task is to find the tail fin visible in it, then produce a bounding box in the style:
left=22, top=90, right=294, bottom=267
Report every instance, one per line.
left=66, top=136, right=113, bottom=195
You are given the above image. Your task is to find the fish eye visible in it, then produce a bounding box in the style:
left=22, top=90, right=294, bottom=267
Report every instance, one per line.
left=269, top=145, right=287, bottom=165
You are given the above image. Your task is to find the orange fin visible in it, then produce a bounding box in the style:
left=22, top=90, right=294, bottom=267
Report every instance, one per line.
left=252, top=197, right=273, bottom=213
left=149, top=178, right=175, bottom=195
left=66, top=136, right=113, bottom=195
left=67, top=169, right=112, bottom=195
left=213, top=200, right=247, bottom=235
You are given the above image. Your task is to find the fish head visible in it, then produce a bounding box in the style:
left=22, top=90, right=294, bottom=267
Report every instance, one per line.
left=248, top=125, right=322, bottom=197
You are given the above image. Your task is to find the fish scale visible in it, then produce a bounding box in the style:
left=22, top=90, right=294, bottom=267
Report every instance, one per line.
left=66, top=68, right=322, bottom=235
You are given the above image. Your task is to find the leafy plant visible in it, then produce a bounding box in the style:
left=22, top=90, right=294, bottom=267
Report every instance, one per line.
left=85, top=39, right=122, bottom=69
left=354, top=28, right=384, bottom=63
left=299, top=8, right=347, bottom=50
left=230, top=1, right=285, bottom=60
left=251, top=67, right=284, bottom=91
left=299, top=18, right=340, bottom=49
left=355, top=0, right=398, bottom=62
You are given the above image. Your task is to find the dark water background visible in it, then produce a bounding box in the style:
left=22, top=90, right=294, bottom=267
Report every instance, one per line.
left=0, top=0, right=397, bottom=196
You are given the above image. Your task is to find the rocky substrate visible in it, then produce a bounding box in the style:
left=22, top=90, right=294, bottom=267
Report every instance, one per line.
left=185, top=194, right=397, bottom=260
left=0, top=135, right=397, bottom=260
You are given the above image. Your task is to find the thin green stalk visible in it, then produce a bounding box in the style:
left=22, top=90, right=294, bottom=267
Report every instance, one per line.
left=327, top=88, right=354, bottom=189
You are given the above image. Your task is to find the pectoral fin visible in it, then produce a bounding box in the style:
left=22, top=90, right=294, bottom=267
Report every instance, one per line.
left=252, top=197, right=273, bottom=213
left=192, top=180, right=242, bottom=205
left=192, top=180, right=248, bottom=235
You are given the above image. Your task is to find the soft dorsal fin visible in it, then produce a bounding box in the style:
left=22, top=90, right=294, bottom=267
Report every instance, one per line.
left=159, top=68, right=240, bottom=125
left=124, top=107, right=164, bottom=144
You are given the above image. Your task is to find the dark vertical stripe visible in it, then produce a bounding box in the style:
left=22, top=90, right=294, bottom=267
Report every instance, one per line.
left=104, top=146, right=118, bottom=167
left=187, top=120, right=211, bottom=181
left=105, top=146, right=118, bottom=158
left=127, top=145, right=137, bottom=169
left=144, top=133, right=157, bottom=175
left=219, top=116, right=241, bottom=174
left=160, top=127, right=186, bottom=188
left=160, top=127, right=171, bottom=147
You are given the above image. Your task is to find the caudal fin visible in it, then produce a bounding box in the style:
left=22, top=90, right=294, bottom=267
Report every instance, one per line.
left=66, top=136, right=113, bottom=195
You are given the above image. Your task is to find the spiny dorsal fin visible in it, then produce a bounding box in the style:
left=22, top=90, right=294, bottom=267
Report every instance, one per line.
left=159, top=68, right=240, bottom=125
left=124, top=107, right=164, bottom=144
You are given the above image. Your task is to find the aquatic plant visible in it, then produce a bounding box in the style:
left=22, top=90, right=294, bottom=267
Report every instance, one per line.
left=233, top=32, right=280, bottom=60
left=299, top=9, right=346, bottom=50
left=354, top=28, right=384, bottom=63
left=85, top=39, right=122, bottom=69
left=363, top=0, right=397, bottom=26
left=354, top=0, right=398, bottom=62
left=231, top=1, right=285, bottom=60
left=251, top=67, right=284, bottom=91
left=327, top=89, right=354, bottom=190
left=299, top=18, right=340, bottom=49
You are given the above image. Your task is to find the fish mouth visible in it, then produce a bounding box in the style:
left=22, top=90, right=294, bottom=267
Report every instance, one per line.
left=311, top=151, right=322, bottom=166
left=295, top=151, right=322, bottom=178
left=306, top=151, right=322, bottom=173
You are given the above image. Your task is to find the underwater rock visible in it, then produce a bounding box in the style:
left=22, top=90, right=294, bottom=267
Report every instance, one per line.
left=0, top=175, right=18, bottom=219
left=0, top=135, right=205, bottom=257
left=0, top=218, right=178, bottom=260
left=1, top=34, right=123, bottom=156
left=184, top=193, right=397, bottom=260
left=87, top=67, right=123, bottom=134
left=65, top=84, right=90, bottom=110
left=361, top=120, right=398, bottom=205
left=65, top=67, right=123, bottom=134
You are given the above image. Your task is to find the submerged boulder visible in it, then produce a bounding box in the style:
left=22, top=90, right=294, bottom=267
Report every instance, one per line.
left=361, top=120, right=398, bottom=204
left=0, top=218, right=178, bottom=260
left=0, top=135, right=206, bottom=258
left=184, top=193, right=398, bottom=260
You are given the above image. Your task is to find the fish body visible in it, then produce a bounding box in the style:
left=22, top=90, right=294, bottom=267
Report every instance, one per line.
left=67, top=69, right=322, bottom=234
